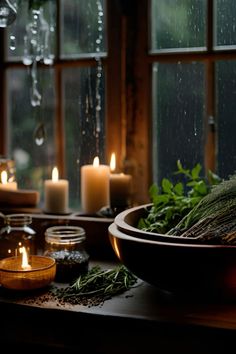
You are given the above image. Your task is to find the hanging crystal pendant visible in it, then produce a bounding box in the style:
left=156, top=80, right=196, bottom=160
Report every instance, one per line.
left=0, top=0, right=17, bottom=28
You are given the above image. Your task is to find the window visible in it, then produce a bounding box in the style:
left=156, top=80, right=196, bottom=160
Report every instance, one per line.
left=1, top=0, right=236, bottom=212
left=150, top=0, right=236, bottom=184
left=1, top=0, right=108, bottom=209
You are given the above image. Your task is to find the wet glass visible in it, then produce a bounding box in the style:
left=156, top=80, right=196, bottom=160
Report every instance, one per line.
left=62, top=66, right=106, bottom=209
left=216, top=60, right=236, bottom=178
left=150, top=0, right=206, bottom=52
left=60, top=0, right=107, bottom=58
left=7, top=68, right=56, bottom=194
left=152, top=62, right=205, bottom=185
left=6, top=0, right=56, bottom=61
left=214, top=0, right=236, bottom=49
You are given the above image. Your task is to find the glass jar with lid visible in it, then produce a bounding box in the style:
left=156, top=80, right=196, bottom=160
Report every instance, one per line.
left=0, top=214, right=36, bottom=260
left=44, top=225, right=89, bottom=283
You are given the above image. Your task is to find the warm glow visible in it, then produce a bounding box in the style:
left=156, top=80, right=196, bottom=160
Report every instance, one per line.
left=110, top=152, right=116, bottom=172
left=93, top=156, right=99, bottom=167
left=52, top=166, right=59, bottom=182
left=19, top=246, right=31, bottom=270
left=1, top=170, right=8, bottom=184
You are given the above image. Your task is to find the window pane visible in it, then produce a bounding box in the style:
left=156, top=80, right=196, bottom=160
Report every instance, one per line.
left=7, top=68, right=56, bottom=196
left=60, top=0, right=107, bottom=59
left=63, top=65, right=106, bottom=209
left=150, top=0, right=206, bottom=52
left=6, top=0, right=56, bottom=63
left=216, top=61, right=236, bottom=178
left=152, top=62, right=205, bottom=185
left=214, top=0, right=236, bottom=49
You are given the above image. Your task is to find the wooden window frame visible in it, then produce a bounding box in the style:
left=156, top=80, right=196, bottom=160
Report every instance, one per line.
left=1, top=0, right=236, bottom=208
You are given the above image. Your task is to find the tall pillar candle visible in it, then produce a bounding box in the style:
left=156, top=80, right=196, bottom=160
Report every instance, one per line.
left=44, top=167, right=69, bottom=214
left=81, top=156, right=110, bottom=214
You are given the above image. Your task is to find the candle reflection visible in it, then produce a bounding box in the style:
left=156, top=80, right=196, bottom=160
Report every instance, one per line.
left=19, top=246, right=31, bottom=270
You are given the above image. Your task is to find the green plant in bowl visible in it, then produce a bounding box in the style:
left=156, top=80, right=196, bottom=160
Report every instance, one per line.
left=138, top=160, right=221, bottom=235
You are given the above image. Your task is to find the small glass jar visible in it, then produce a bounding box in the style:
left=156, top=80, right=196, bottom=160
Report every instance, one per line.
left=44, top=225, right=89, bottom=283
left=0, top=214, right=36, bottom=260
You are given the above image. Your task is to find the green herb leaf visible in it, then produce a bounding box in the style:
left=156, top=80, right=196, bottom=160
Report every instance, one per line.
left=138, top=160, right=221, bottom=234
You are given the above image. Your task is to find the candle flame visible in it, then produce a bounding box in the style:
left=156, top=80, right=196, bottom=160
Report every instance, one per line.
left=93, top=156, right=99, bottom=167
left=19, top=246, right=31, bottom=270
left=110, top=153, right=116, bottom=172
left=1, top=170, right=8, bottom=184
left=52, top=166, right=59, bottom=182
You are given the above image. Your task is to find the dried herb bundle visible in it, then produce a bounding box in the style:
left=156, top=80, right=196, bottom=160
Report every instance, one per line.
left=52, top=264, right=138, bottom=306
left=168, top=174, right=236, bottom=244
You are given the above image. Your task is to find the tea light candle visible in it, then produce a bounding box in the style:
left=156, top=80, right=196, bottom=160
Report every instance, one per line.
left=81, top=156, right=110, bottom=214
left=0, top=252, right=56, bottom=290
left=110, top=153, right=132, bottom=208
left=44, top=166, right=69, bottom=214
left=0, top=170, right=17, bottom=190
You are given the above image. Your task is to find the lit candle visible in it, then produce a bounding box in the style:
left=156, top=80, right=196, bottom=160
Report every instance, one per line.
left=0, top=170, right=17, bottom=190
left=81, top=156, right=110, bottom=214
left=109, top=153, right=133, bottom=208
left=44, top=166, right=69, bottom=214
left=19, top=246, right=31, bottom=270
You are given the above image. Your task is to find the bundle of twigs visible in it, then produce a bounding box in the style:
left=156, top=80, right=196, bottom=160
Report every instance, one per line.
left=167, top=175, right=236, bottom=244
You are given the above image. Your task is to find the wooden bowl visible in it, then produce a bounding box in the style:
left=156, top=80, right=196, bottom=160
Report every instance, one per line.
left=109, top=204, right=236, bottom=300
left=114, top=203, right=202, bottom=244
left=0, top=255, right=56, bottom=290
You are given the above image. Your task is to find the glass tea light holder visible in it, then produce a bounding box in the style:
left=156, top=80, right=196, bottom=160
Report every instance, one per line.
left=44, top=225, right=90, bottom=283
left=0, top=246, right=56, bottom=290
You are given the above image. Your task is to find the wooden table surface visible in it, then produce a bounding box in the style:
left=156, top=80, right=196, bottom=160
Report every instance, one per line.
left=1, top=259, right=236, bottom=354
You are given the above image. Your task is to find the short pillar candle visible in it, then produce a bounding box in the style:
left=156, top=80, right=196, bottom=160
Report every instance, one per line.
left=109, top=153, right=132, bottom=208
left=44, top=167, right=69, bottom=214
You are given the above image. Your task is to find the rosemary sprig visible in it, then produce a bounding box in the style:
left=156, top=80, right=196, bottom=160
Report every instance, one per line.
left=52, top=264, right=138, bottom=306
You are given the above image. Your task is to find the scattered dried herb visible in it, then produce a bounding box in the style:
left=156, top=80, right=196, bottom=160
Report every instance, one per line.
left=51, top=264, right=138, bottom=306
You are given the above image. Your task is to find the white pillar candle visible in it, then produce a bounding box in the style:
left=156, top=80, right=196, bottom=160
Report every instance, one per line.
left=81, top=156, right=110, bottom=214
left=0, top=170, right=18, bottom=190
left=44, top=167, right=69, bottom=214
left=109, top=153, right=132, bottom=208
